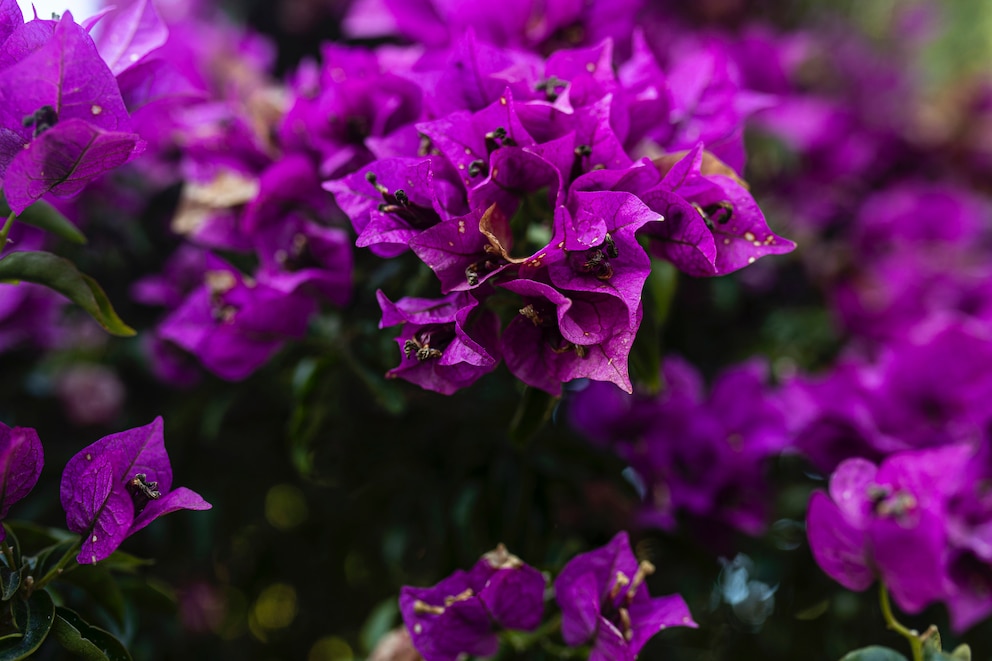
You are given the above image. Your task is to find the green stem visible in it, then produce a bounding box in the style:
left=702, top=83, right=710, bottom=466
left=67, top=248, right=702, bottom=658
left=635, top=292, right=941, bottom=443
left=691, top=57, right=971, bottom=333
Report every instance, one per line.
left=0, top=543, right=14, bottom=571
left=879, top=583, right=923, bottom=661
left=0, top=210, right=15, bottom=253
left=30, top=540, right=81, bottom=594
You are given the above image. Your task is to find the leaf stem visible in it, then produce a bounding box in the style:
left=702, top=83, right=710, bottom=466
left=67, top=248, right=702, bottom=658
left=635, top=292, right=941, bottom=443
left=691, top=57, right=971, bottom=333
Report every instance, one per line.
left=879, top=583, right=923, bottom=661
left=30, top=540, right=81, bottom=594
left=0, top=210, right=15, bottom=254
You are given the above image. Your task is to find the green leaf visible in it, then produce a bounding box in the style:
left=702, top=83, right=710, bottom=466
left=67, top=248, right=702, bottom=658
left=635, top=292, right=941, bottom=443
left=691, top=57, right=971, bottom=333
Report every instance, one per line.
left=949, top=644, right=972, bottom=660
left=839, top=647, right=910, bottom=661
left=0, top=251, right=135, bottom=337
left=51, top=607, right=131, bottom=661
left=4, top=523, right=72, bottom=555
left=0, top=568, right=19, bottom=602
left=60, top=566, right=127, bottom=627
left=0, top=590, right=55, bottom=660
left=99, top=550, right=153, bottom=574
left=10, top=201, right=86, bottom=245
left=360, top=598, right=399, bottom=653
left=0, top=251, right=134, bottom=336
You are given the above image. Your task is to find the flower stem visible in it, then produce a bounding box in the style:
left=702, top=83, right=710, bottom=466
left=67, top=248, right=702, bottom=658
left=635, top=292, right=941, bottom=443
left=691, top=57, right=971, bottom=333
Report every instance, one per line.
left=879, top=583, right=923, bottom=661
left=0, top=210, right=15, bottom=254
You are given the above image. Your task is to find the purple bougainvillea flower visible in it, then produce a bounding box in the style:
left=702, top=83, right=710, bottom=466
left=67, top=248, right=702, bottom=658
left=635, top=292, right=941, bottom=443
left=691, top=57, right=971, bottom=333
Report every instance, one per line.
left=637, top=145, right=793, bottom=276
left=92, top=0, right=168, bottom=76
left=60, top=417, right=210, bottom=564
left=400, top=544, right=545, bottom=661
left=377, top=290, right=500, bottom=395
left=0, top=422, right=43, bottom=541
left=807, top=445, right=972, bottom=614
left=157, top=256, right=315, bottom=381
left=0, top=12, right=144, bottom=213
left=555, top=531, right=696, bottom=660
left=500, top=278, right=638, bottom=395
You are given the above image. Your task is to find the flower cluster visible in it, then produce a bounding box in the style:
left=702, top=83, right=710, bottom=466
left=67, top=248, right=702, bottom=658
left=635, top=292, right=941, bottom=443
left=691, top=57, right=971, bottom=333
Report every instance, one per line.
left=400, top=532, right=694, bottom=660
left=123, top=3, right=354, bottom=382
left=570, top=357, right=791, bottom=536
left=314, top=2, right=793, bottom=395
left=808, top=444, right=992, bottom=632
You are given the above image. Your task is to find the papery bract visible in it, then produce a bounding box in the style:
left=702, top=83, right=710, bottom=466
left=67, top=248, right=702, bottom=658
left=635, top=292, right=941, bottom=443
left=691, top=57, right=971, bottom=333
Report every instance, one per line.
left=554, top=531, right=696, bottom=660
left=400, top=544, right=545, bottom=661
left=60, top=416, right=210, bottom=564
left=0, top=422, right=43, bottom=541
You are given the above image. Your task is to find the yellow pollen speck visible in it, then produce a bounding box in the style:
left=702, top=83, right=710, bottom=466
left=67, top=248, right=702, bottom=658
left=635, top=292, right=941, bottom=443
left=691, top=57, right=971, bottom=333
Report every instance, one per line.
left=464, top=148, right=472, bottom=154
left=753, top=241, right=762, bottom=247
left=458, top=221, right=466, bottom=233
left=748, top=256, right=756, bottom=264
left=91, top=535, right=97, bottom=543
left=682, top=616, right=691, bottom=624
left=492, top=168, right=499, bottom=177
left=557, top=241, right=565, bottom=248
left=458, top=163, right=465, bottom=169
left=584, top=332, right=590, bottom=336
left=608, top=358, right=614, bottom=365
left=414, top=624, right=423, bottom=634
left=85, top=453, right=92, bottom=461
left=448, top=241, right=454, bottom=247
left=91, top=105, right=102, bottom=115
left=586, top=62, right=595, bottom=72
left=91, top=555, right=97, bottom=563
left=659, top=624, right=667, bottom=630
left=500, top=97, right=507, bottom=105
left=723, top=238, right=730, bottom=245
left=744, top=231, right=756, bottom=241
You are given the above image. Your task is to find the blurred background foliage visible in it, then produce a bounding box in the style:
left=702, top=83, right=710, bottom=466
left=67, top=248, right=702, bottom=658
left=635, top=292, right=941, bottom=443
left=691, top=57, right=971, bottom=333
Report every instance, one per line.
left=4, top=0, right=992, bottom=659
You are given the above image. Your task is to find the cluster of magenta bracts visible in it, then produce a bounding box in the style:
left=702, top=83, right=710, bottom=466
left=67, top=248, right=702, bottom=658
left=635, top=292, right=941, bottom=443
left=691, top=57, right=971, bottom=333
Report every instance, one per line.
left=400, top=532, right=695, bottom=661
left=0, top=417, right=208, bottom=565
left=320, top=12, right=793, bottom=395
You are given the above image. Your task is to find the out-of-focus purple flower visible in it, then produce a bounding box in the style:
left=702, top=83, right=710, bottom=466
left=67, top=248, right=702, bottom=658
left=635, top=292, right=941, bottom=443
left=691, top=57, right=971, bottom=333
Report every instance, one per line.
left=400, top=544, right=545, bottom=661
left=788, top=318, right=992, bottom=471
left=55, top=365, right=126, bottom=427
left=807, top=445, right=970, bottom=614
left=378, top=290, right=500, bottom=395
left=0, top=12, right=144, bottom=213
left=60, top=416, right=210, bottom=564
left=554, top=531, right=695, bottom=660
left=571, top=357, right=790, bottom=535
left=156, top=256, right=315, bottom=381
left=0, top=422, right=43, bottom=541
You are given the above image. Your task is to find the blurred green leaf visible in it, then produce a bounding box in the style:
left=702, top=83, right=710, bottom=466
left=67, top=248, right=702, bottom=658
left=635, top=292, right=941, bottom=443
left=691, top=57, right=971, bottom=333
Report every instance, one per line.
left=359, top=598, right=399, bottom=653
left=61, top=565, right=127, bottom=627
left=0, top=589, right=54, bottom=660
left=4, top=523, right=72, bottom=556
left=839, top=647, right=909, bottom=661
left=0, top=251, right=134, bottom=336
left=51, top=607, right=131, bottom=661
left=8, top=200, right=86, bottom=245
left=99, top=551, right=153, bottom=575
